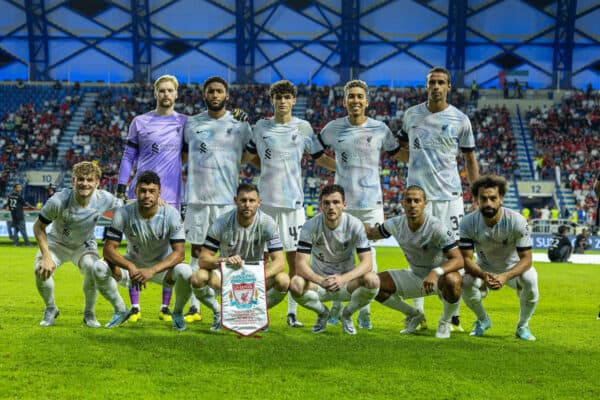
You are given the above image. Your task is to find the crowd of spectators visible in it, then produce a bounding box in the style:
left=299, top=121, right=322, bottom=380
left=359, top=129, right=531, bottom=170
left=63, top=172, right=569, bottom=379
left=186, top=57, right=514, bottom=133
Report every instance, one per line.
left=0, top=84, right=81, bottom=198
left=526, top=85, right=599, bottom=228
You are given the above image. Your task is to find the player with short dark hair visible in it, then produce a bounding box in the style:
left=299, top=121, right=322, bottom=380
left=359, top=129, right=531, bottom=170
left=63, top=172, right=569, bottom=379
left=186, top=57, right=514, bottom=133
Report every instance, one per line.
left=459, top=175, right=538, bottom=341
left=397, top=66, right=480, bottom=333
left=191, top=183, right=286, bottom=332
left=290, top=184, right=379, bottom=335
left=93, top=170, right=192, bottom=331
left=182, top=76, right=254, bottom=323
left=365, top=185, right=463, bottom=338
left=244, top=79, right=335, bottom=328
left=312, top=79, right=402, bottom=330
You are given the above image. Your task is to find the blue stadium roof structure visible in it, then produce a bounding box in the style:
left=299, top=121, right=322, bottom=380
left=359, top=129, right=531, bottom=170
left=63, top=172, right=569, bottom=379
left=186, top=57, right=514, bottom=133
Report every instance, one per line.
left=0, top=0, right=598, bottom=88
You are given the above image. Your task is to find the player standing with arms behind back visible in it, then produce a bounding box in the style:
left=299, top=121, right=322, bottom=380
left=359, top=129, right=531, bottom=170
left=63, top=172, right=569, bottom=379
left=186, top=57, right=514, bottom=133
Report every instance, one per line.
left=244, top=80, right=335, bottom=328
left=117, top=74, right=187, bottom=323
left=312, top=79, right=402, bottom=330
left=183, top=76, right=253, bottom=323
left=398, top=66, right=479, bottom=332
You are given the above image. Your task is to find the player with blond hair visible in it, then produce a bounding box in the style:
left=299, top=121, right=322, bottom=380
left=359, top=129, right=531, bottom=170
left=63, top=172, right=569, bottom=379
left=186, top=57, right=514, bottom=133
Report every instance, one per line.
left=34, top=161, right=122, bottom=327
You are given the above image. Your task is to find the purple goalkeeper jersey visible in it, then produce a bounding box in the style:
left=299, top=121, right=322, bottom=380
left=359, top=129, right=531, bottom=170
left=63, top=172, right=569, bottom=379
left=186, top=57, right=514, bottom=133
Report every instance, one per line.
left=118, top=111, right=187, bottom=210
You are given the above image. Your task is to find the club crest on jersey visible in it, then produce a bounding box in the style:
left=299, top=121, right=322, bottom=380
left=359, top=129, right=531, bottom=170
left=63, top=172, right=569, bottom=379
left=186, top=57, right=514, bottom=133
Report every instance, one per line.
left=227, top=128, right=233, bottom=134
left=292, top=134, right=297, bottom=141
left=229, top=271, right=258, bottom=309
left=366, top=136, right=373, bottom=144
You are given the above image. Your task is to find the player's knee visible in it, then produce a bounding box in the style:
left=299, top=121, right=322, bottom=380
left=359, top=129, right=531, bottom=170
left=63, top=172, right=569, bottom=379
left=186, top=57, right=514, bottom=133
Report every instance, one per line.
left=191, top=269, right=209, bottom=288
left=289, top=276, right=305, bottom=297
left=172, top=263, right=192, bottom=283
left=362, top=272, right=380, bottom=290
left=92, top=259, right=111, bottom=281
left=273, top=272, right=290, bottom=292
left=80, top=254, right=98, bottom=273
left=440, top=272, right=462, bottom=303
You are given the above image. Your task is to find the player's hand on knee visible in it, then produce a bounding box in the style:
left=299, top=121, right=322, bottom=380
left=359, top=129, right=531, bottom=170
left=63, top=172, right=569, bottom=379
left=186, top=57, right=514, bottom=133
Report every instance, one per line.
left=421, top=271, right=437, bottom=294
left=232, top=108, right=248, bottom=122
left=38, top=257, right=56, bottom=280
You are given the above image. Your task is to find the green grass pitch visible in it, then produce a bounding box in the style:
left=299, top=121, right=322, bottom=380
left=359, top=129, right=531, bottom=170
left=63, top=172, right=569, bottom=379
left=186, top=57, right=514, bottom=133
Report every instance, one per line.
left=1, top=242, right=599, bottom=399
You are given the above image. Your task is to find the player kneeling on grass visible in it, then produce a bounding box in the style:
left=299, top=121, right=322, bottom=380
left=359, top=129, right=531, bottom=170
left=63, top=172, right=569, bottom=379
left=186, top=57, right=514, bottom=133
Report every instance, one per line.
left=92, top=171, right=192, bottom=331
left=365, top=185, right=463, bottom=339
left=459, top=175, right=538, bottom=341
left=190, top=183, right=288, bottom=332
left=290, top=184, right=379, bottom=335
left=34, top=162, right=123, bottom=328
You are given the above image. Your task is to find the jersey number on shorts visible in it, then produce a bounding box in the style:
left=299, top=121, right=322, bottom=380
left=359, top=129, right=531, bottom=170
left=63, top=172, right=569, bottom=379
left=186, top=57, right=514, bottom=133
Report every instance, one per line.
left=288, top=225, right=302, bottom=245
left=450, top=215, right=463, bottom=232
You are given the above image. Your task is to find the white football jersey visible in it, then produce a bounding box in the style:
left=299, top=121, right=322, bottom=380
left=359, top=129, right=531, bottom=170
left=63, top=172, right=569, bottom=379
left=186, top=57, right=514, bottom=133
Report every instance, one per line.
left=459, top=207, right=532, bottom=274
left=184, top=111, right=252, bottom=205
left=402, top=102, right=475, bottom=201
left=203, top=209, right=283, bottom=263
left=39, top=188, right=122, bottom=248
left=314, top=117, right=399, bottom=210
left=380, top=213, right=457, bottom=278
left=106, top=203, right=185, bottom=267
left=297, top=212, right=371, bottom=276
left=248, top=117, right=317, bottom=209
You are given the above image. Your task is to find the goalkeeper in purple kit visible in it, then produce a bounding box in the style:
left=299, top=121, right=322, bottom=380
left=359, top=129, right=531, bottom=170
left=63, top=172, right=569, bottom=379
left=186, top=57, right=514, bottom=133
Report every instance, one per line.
left=117, top=74, right=187, bottom=323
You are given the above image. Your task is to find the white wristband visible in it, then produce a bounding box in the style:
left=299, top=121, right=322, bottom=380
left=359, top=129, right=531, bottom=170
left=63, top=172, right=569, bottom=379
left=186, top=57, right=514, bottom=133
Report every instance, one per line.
left=433, top=267, right=445, bottom=276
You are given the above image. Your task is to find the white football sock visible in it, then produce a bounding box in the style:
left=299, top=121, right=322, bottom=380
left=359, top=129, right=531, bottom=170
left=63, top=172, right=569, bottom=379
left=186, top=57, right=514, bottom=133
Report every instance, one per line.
left=345, top=287, right=377, bottom=316
left=267, top=288, right=287, bottom=309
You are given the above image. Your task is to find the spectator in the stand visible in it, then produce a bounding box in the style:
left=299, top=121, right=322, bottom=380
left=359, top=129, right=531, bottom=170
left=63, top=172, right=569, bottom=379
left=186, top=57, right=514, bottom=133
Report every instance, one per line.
left=522, top=206, right=531, bottom=222
left=574, top=228, right=590, bottom=254
left=550, top=205, right=560, bottom=222
left=470, top=80, right=478, bottom=102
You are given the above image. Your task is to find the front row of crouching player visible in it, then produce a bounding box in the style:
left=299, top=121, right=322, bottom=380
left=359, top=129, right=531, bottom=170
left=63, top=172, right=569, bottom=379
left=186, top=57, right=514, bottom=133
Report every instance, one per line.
left=33, top=165, right=537, bottom=340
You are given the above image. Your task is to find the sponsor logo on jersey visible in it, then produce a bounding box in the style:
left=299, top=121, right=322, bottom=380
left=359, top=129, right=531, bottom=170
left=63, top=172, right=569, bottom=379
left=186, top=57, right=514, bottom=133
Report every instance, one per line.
left=414, top=137, right=421, bottom=149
